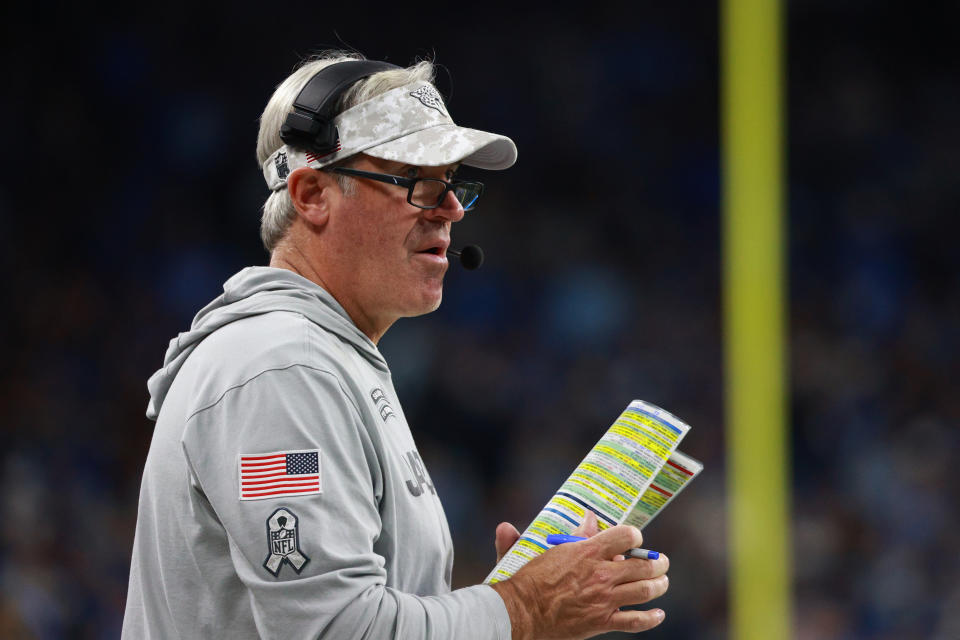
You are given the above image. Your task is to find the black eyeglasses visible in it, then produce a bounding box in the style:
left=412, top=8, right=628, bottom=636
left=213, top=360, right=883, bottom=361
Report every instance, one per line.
left=330, top=167, right=485, bottom=212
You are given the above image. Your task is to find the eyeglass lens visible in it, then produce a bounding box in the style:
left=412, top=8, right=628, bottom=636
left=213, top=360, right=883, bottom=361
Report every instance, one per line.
left=411, top=179, right=481, bottom=211
left=453, top=184, right=481, bottom=211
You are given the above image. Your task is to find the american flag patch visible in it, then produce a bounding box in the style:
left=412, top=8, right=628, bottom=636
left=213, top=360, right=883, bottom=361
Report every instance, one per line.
left=238, top=450, right=321, bottom=501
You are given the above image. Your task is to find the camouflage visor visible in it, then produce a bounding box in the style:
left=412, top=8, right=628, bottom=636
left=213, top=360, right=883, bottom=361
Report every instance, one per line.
left=262, top=81, right=518, bottom=191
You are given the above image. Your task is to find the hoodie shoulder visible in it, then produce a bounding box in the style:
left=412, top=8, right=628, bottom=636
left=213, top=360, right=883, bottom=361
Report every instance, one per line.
left=183, top=310, right=366, bottom=403
left=189, top=310, right=315, bottom=380
left=164, top=310, right=332, bottom=419
left=146, top=267, right=388, bottom=420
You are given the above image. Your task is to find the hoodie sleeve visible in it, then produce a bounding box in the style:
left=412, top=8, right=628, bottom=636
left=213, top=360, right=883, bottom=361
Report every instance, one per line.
left=180, top=363, right=510, bottom=640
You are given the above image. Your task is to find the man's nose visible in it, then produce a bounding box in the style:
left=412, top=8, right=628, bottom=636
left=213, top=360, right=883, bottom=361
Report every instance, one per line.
left=425, top=189, right=465, bottom=223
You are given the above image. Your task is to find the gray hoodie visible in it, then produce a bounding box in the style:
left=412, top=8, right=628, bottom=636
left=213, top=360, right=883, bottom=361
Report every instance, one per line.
left=123, top=267, right=510, bottom=640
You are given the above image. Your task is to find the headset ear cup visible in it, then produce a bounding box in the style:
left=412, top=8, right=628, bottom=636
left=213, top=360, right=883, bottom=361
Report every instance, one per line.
left=280, top=111, right=318, bottom=144
left=280, top=111, right=338, bottom=154
left=311, top=124, right=339, bottom=155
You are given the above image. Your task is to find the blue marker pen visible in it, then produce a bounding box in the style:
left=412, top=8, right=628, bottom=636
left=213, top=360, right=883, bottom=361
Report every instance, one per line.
left=545, top=534, right=661, bottom=560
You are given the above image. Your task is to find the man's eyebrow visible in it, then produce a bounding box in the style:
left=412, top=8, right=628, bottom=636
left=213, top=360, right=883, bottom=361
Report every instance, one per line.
left=400, top=164, right=460, bottom=177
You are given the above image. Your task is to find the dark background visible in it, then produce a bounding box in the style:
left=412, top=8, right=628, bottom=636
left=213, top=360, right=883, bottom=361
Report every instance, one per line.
left=1, top=2, right=957, bottom=638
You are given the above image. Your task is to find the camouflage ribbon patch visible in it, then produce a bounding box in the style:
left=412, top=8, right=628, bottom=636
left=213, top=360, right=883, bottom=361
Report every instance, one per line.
left=263, top=507, right=310, bottom=577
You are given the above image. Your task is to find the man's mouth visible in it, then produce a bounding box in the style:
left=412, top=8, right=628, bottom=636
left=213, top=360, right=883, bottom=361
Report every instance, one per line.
left=415, top=240, right=449, bottom=257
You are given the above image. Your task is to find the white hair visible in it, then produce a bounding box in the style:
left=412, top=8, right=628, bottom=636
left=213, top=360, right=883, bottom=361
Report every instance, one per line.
left=256, top=52, right=436, bottom=252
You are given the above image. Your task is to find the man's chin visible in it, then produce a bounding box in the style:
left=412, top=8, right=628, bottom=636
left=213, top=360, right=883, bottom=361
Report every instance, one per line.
left=404, top=285, right=444, bottom=318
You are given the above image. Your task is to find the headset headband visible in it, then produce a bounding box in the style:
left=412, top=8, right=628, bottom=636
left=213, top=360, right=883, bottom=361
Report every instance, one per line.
left=280, top=60, right=401, bottom=155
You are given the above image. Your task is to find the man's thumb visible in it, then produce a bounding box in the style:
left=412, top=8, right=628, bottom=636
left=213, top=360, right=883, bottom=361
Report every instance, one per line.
left=495, top=522, right=521, bottom=562
left=571, top=510, right=599, bottom=538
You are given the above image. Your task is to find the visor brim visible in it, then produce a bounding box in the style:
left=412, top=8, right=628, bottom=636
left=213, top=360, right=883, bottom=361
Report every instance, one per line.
left=362, top=124, right=517, bottom=170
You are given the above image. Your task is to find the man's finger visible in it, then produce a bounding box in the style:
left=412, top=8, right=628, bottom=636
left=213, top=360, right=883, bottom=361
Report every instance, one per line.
left=611, top=574, right=670, bottom=607
left=587, top=524, right=644, bottom=558
left=606, top=608, right=666, bottom=634
left=606, top=553, right=670, bottom=583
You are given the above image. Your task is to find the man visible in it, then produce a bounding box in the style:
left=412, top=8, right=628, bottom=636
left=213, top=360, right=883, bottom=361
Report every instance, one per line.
left=123, top=53, right=670, bottom=639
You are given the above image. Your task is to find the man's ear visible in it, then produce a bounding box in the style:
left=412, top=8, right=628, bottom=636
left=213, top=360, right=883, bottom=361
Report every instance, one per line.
left=287, top=167, right=337, bottom=226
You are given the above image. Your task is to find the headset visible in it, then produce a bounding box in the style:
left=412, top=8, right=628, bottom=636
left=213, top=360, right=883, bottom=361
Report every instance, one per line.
left=279, top=60, right=401, bottom=157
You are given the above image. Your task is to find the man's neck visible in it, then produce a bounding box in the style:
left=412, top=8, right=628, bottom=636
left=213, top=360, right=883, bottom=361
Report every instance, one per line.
left=268, top=243, right=321, bottom=286
left=268, top=245, right=390, bottom=344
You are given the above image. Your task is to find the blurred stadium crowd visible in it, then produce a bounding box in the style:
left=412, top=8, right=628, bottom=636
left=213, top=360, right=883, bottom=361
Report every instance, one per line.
left=1, top=2, right=956, bottom=638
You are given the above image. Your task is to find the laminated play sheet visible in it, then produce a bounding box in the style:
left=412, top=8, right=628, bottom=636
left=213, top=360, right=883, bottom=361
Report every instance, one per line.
left=485, top=400, right=702, bottom=584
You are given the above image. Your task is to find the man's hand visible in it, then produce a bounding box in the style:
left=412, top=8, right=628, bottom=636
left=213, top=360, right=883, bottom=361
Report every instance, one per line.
left=490, top=523, right=669, bottom=640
